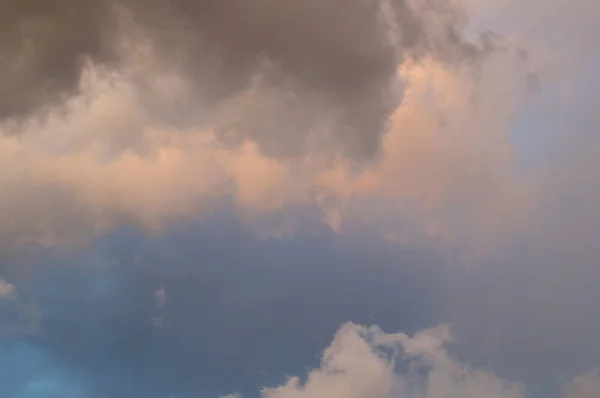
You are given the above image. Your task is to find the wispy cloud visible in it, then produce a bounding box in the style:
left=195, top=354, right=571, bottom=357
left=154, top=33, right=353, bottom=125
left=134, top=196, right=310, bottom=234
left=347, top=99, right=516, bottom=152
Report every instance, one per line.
left=0, top=279, right=15, bottom=298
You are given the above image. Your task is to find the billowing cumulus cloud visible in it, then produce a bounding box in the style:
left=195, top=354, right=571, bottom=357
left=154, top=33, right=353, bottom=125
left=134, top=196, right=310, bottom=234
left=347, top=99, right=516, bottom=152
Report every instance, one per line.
left=257, top=323, right=525, bottom=398
left=0, top=41, right=535, bottom=250
left=0, top=0, right=545, bottom=252
left=2, top=315, right=598, bottom=397
left=0, top=0, right=596, bottom=254
left=1, top=0, right=600, bottom=396
left=219, top=322, right=532, bottom=398
left=0, top=210, right=597, bottom=397
left=222, top=323, right=600, bottom=398
left=0, top=0, right=495, bottom=160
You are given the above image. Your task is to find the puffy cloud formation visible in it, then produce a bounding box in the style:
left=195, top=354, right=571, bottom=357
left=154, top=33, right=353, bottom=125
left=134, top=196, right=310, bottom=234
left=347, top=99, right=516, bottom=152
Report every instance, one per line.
left=220, top=322, right=600, bottom=398
left=0, top=0, right=550, bottom=252
left=0, top=222, right=450, bottom=397
left=0, top=0, right=493, bottom=159
left=0, top=0, right=597, bottom=258
left=1, top=316, right=599, bottom=397
left=227, top=322, right=525, bottom=398
left=0, top=2, right=599, bottom=397
left=0, top=218, right=597, bottom=397
left=0, top=38, right=534, bottom=250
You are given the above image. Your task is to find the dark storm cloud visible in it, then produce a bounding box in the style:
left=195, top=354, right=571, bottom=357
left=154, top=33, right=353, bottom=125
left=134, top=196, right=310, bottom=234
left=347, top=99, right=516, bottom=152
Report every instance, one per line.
left=0, top=0, right=119, bottom=121
left=1, top=0, right=489, bottom=159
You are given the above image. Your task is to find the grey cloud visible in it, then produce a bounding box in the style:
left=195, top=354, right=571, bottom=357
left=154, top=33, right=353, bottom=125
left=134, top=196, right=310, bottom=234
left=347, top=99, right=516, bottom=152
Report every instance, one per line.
left=0, top=0, right=119, bottom=122
left=1, top=0, right=493, bottom=160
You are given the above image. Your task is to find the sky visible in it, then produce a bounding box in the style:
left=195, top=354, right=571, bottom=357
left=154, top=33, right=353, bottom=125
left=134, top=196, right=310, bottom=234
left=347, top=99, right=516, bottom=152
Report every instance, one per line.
left=0, top=0, right=600, bottom=397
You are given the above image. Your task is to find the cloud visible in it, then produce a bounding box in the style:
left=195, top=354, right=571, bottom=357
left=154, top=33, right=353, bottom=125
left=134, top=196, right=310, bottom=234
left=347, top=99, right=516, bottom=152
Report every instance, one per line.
left=153, top=286, right=169, bottom=329
left=315, top=54, right=537, bottom=249
left=1, top=0, right=495, bottom=161
left=565, top=370, right=600, bottom=398
left=0, top=0, right=118, bottom=122
left=0, top=219, right=448, bottom=396
left=427, top=0, right=600, bottom=383
left=1, top=3, right=599, bottom=394
left=0, top=37, right=534, bottom=251
left=224, top=323, right=525, bottom=398
left=225, top=322, right=600, bottom=398
left=0, top=0, right=596, bottom=257
left=0, top=279, right=15, bottom=298
left=0, top=215, right=598, bottom=397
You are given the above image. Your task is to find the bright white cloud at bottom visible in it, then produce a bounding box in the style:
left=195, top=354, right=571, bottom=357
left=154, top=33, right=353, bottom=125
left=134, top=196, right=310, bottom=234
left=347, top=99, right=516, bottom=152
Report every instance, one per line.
left=223, top=323, right=599, bottom=398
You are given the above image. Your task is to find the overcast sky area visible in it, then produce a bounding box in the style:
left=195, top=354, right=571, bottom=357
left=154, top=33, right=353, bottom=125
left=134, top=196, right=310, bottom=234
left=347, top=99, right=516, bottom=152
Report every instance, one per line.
left=1, top=0, right=600, bottom=397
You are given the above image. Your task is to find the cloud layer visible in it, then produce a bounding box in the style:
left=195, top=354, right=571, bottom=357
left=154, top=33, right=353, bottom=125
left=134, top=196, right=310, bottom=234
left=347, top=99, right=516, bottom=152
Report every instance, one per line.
left=0, top=0, right=598, bottom=254
left=1, top=0, right=495, bottom=160
left=0, top=0, right=548, bottom=253
left=0, top=42, right=535, bottom=250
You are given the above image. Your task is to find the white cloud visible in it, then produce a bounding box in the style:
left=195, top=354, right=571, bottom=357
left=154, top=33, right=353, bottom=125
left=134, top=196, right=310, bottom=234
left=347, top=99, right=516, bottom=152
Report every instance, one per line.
left=224, top=323, right=600, bottom=398
left=254, top=323, right=524, bottom=398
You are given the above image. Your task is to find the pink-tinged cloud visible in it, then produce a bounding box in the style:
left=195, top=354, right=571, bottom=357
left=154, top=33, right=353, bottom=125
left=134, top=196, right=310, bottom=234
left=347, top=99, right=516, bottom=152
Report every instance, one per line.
left=0, top=0, right=597, bottom=259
